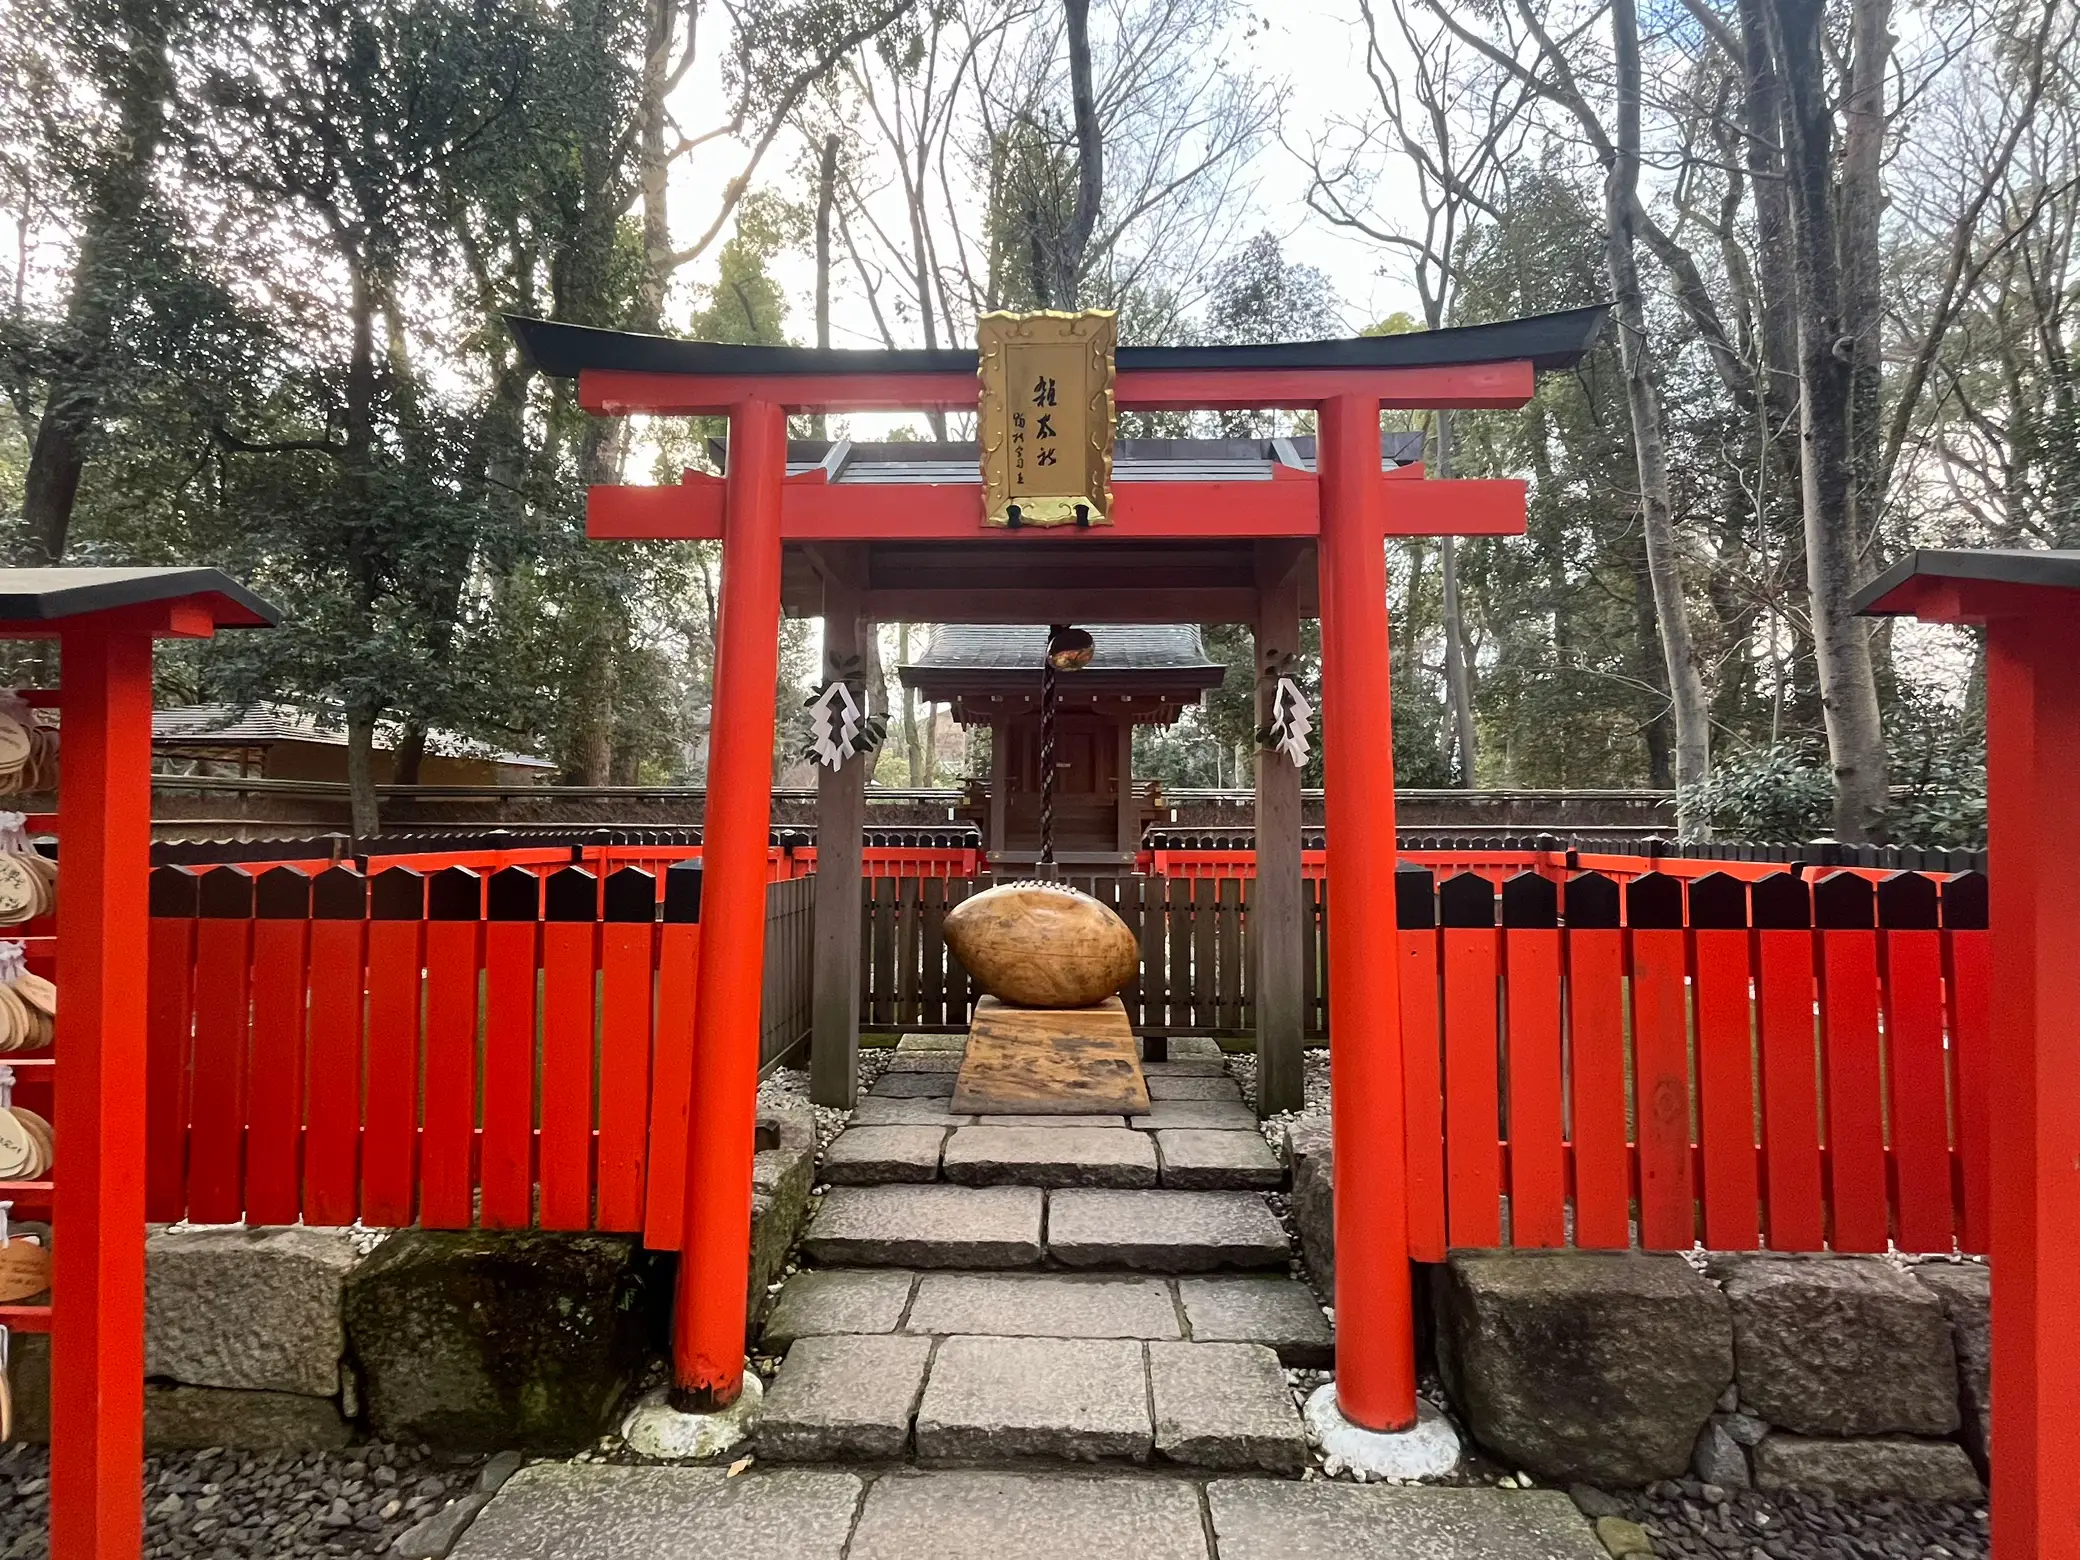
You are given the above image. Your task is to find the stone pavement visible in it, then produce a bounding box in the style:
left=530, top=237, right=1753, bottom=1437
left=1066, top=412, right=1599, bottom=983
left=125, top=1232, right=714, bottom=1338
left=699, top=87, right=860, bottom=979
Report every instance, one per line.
left=760, top=1038, right=1339, bottom=1478
left=450, top=1464, right=1609, bottom=1560
left=825, top=1060, right=1283, bottom=1189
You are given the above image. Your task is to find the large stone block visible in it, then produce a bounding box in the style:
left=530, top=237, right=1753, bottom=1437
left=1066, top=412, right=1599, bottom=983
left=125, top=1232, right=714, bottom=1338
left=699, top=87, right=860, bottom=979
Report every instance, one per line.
left=905, top=1272, right=1181, bottom=1340
left=1716, top=1256, right=1959, bottom=1436
left=1144, top=1075, right=1244, bottom=1102
left=1148, top=1341, right=1307, bottom=1473
left=941, top=1125, right=1158, bottom=1188
left=1436, top=1250, right=1732, bottom=1486
left=756, top=1334, right=933, bottom=1461
left=451, top=1465, right=863, bottom=1560
left=750, top=1104, right=818, bottom=1324
left=145, top=1225, right=363, bottom=1396
left=1752, top=1433, right=1984, bottom=1501
left=1286, top=1119, right=1334, bottom=1288
left=1155, top=1129, right=1283, bottom=1190
left=848, top=1470, right=1208, bottom=1560
left=1914, top=1262, right=1990, bottom=1474
left=1047, top=1189, right=1289, bottom=1272
left=344, top=1230, right=664, bottom=1451
left=914, top=1336, right=1152, bottom=1462
left=1177, top=1276, right=1334, bottom=1367
left=804, top=1184, right=1045, bottom=1268
left=870, top=1071, right=957, bottom=1098
left=822, top=1125, right=948, bottom=1185
left=1207, top=1482, right=1607, bottom=1560
left=144, top=1383, right=354, bottom=1452
left=761, top=1269, right=916, bottom=1350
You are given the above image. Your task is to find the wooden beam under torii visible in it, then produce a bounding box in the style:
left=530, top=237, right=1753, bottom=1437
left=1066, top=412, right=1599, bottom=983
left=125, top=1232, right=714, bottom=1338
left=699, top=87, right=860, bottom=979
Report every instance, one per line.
left=510, top=301, right=1608, bottom=1444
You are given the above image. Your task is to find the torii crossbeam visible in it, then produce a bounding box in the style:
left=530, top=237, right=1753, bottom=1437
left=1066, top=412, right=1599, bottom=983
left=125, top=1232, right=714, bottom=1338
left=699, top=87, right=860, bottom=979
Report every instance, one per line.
left=510, top=303, right=1609, bottom=1444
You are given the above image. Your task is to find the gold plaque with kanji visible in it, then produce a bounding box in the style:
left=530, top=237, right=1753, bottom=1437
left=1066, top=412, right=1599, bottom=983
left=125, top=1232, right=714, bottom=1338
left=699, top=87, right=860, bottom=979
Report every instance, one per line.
left=977, top=310, right=1116, bottom=527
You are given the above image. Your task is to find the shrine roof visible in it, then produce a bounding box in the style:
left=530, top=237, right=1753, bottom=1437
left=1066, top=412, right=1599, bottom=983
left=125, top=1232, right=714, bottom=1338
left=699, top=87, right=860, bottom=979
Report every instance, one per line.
left=0, top=567, right=277, bottom=628
left=898, top=622, right=1227, bottom=716
left=1854, top=548, right=2080, bottom=614
left=507, top=305, right=1609, bottom=380
left=906, top=623, right=1222, bottom=674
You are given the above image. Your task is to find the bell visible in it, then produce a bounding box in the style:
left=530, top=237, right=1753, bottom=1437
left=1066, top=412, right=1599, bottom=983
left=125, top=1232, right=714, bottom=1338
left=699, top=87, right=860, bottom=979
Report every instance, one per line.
left=1046, top=626, right=1095, bottom=671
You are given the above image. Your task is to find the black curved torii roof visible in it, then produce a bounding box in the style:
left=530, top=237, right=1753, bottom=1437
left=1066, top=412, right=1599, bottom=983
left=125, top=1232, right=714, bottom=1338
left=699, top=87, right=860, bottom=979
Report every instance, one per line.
left=506, top=304, right=1610, bottom=382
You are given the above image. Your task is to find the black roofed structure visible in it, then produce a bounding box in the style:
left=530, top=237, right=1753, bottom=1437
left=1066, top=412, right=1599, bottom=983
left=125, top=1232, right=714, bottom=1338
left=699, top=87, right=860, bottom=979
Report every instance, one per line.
left=900, top=624, right=1227, bottom=868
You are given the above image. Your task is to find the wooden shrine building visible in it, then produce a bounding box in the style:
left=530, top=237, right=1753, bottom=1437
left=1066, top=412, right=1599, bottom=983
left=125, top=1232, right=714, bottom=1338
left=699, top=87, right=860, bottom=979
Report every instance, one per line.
left=900, top=621, right=1223, bottom=870
left=512, top=300, right=1606, bottom=1444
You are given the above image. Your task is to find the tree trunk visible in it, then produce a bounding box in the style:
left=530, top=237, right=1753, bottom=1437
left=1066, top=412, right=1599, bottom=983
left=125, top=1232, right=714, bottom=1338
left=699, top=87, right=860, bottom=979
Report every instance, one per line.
left=394, top=720, right=427, bottom=786
left=21, top=0, right=176, bottom=562
left=1607, top=0, right=1711, bottom=830
left=1433, top=412, right=1478, bottom=785
left=1633, top=542, right=1676, bottom=789
left=346, top=700, right=382, bottom=842
left=635, top=0, right=675, bottom=331
left=812, top=133, right=838, bottom=440
left=861, top=622, right=889, bottom=723
left=1839, top=0, right=1892, bottom=544
left=1045, top=0, right=1104, bottom=307
left=898, top=623, right=925, bottom=784
left=1764, top=0, right=1891, bottom=840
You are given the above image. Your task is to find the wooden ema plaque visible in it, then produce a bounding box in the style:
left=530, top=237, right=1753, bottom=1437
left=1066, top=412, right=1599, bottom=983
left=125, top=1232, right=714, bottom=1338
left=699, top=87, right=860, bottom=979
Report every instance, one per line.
left=952, top=996, right=1151, bottom=1116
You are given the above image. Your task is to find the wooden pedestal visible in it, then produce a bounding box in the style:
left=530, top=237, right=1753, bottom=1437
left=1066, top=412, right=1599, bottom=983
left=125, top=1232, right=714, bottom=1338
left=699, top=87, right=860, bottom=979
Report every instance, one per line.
left=951, top=996, right=1151, bottom=1116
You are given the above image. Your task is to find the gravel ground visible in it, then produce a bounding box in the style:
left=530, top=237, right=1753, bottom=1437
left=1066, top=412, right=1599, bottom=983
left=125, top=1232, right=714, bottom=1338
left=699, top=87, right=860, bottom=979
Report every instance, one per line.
left=0, top=1441, right=489, bottom=1560
left=1226, top=1045, right=1331, bottom=1155
left=1583, top=1478, right=1988, bottom=1560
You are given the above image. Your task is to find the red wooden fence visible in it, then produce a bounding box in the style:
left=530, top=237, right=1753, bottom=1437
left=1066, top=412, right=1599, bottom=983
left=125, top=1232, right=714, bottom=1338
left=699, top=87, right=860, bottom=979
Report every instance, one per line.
left=1393, top=866, right=1989, bottom=1259
left=142, top=860, right=812, bottom=1250
left=136, top=847, right=1987, bottom=1259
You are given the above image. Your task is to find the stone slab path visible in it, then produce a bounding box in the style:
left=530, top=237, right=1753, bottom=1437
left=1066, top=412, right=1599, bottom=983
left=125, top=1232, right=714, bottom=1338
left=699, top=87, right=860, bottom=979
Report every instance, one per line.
left=826, top=1061, right=1283, bottom=1190
left=450, top=1465, right=1608, bottom=1560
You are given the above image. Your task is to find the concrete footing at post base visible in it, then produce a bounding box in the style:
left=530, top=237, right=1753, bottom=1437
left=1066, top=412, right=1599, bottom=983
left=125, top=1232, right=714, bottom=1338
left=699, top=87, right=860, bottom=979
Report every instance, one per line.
left=1304, top=1385, right=1462, bottom=1482
left=620, top=1373, right=765, bottom=1461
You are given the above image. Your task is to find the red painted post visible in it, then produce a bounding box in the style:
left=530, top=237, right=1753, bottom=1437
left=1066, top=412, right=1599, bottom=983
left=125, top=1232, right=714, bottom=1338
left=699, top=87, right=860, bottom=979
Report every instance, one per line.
left=1316, top=391, right=1418, bottom=1432
left=1984, top=608, right=2080, bottom=1560
left=51, top=622, right=155, bottom=1560
left=671, top=397, right=787, bottom=1410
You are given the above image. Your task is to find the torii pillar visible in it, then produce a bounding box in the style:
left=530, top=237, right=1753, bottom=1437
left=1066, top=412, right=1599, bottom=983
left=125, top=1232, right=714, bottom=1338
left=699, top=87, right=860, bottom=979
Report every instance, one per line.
left=671, top=398, right=786, bottom=1410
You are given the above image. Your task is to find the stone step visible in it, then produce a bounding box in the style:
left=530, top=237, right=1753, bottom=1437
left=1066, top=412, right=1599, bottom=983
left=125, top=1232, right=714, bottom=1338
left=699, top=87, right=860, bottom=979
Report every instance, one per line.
left=823, top=1117, right=1285, bottom=1191
left=802, top=1186, right=1291, bottom=1273
left=754, top=1331, right=1309, bottom=1472
left=454, top=1464, right=1609, bottom=1560
left=761, top=1267, right=1334, bottom=1366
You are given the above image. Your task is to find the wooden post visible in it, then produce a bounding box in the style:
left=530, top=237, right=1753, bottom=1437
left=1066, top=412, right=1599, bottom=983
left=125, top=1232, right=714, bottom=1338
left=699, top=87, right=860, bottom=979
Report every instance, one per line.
left=987, top=720, right=1008, bottom=860
left=1984, top=607, right=2080, bottom=1559
left=671, top=398, right=786, bottom=1411
left=812, top=554, right=867, bottom=1107
left=1316, top=393, right=1418, bottom=1433
left=1253, top=540, right=1306, bottom=1117
left=1114, top=717, right=1138, bottom=858
left=50, top=622, right=155, bottom=1560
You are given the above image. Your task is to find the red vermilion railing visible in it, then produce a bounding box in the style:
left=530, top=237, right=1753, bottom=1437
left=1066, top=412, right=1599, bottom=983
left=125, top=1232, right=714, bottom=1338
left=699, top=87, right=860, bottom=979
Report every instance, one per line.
left=140, top=851, right=1988, bottom=1259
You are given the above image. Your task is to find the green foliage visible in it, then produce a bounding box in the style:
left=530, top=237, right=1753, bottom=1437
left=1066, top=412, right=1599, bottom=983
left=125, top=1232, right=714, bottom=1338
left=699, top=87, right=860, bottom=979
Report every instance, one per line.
left=1685, top=743, right=1835, bottom=844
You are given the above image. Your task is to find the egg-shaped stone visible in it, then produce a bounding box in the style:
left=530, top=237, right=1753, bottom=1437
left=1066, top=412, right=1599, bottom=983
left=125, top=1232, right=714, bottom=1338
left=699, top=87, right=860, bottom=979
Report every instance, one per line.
left=943, top=881, right=1140, bottom=1008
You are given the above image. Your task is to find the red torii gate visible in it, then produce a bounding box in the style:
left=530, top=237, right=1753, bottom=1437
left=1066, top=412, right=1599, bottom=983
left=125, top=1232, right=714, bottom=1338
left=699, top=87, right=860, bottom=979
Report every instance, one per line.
left=512, top=305, right=1607, bottom=1437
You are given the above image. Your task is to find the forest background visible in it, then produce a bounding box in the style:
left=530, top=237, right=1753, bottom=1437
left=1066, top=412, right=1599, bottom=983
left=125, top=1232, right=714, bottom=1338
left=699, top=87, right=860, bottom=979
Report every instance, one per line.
left=4, top=0, right=2071, bottom=844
